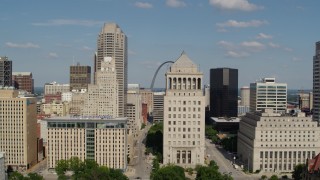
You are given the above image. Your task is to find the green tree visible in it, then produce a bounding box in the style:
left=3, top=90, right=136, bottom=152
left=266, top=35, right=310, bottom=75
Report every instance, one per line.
left=26, top=173, right=44, bottom=180
left=9, top=171, right=24, bottom=180
left=196, top=162, right=233, bottom=180
left=292, top=164, right=306, bottom=180
left=108, top=169, right=129, bottom=180
left=269, top=175, right=279, bottom=180
left=261, top=175, right=268, bottom=180
left=55, top=159, right=69, bottom=176
left=152, top=165, right=185, bottom=180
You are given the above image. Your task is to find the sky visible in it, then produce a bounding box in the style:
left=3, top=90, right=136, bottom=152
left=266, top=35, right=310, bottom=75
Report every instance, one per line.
left=0, top=0, right=319, bottom=89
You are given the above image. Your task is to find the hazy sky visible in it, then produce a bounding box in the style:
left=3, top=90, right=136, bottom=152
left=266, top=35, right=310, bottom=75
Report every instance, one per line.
left=0, top=0, right=319, bottom=89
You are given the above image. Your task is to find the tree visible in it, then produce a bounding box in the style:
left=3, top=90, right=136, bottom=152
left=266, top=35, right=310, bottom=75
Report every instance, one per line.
left=55, top=159, right=69, bottom=176
left=146, top=123, right=163, bottom=161
left=26, top=173, right=44, bottom=180
left=269, top=175, right=279, bottom=180
left=152, top=165, right=185, bottom=180
left=292, top=164, right=306, bottom=180
left=9, top=171, right=24, bottom=180
left=261, top=175, right=268, bottom=180
left=196, top=162, right=233, bottom=180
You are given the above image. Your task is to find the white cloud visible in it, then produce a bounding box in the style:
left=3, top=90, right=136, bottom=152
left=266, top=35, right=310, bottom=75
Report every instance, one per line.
left=226, top=51, right=249, bottom=58
left=292, top=57, right=301, bottom=62
left=241, top=41, right=265, bottom=50
left=32, top=19, right=103, bottom=26
left=217, top=41, right=235, bottom=49
left=216, top=20, right=268, bottom=28
left=256, top=33, right=272, bottom=39
left=268, top=42, right=280, bottom=48
left=284, top=47, right=293, bottom=52
left=81, top=46, right=93, bottom=51
left=134, top=2, right=153, bottom=8
left=209, top=0, right=262, bottom=11
left=5, top=42, right=39, bottom=48
left=48, top=52, right=58, bottom=59
left=166, top=0, right=186, bottom=8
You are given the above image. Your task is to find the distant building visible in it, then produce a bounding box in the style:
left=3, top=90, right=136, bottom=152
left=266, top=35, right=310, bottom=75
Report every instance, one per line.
left=238, top=105, right=250, bottom=116
left=0, top=152, right=5, bottom=180
left=210, top=68, right=238, bottom=117
left=41, top=101, right=69, bottom=117
left=44, top=93, right=61, bottom=104
left=127, top=84, right=142, bottom=136
left=0, top=56, right=12, bottom=87
left=0, top=88, right=38, bottom=171
left=46, top=117, right=128, bottom=170
left=140, top=88, right=153, bottom=114
left=250, top=78, right=287, bottom=113
left=238, top=109, right=320, bottom=173
left=153, top=92, right=165, bottom=122
left=313, top=41, right=320, bottom=123
left=12, top=72, right=34, bottom=94
left=142, top=103, right=148, bottom=124
left=69, top=90, right=86, bottom=115
left=70, top=63, right=91, bottom=91
left=61, top=92, right=72, bottom=102
left=44, top=82, right=70, bottom=95
left=163, top=52, right=205, bottom=167
left=240, top=86, right=250, bottom=106
left=298, top=92, right=313, bottom=112
left=211, top=117, right=239, bottom=132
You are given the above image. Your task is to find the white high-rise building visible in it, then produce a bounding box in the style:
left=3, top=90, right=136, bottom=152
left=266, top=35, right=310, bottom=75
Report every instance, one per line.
left=95, top=23, right=127, bottom=117
left=44, top=82, right=70, bottom=95
left=83, top=57, right=119, bottom=117
left=250, top=78, right=287, bottom=113
left=313, top=41, right=320, bottom=122
left=163, top=52, right=205, bottom=167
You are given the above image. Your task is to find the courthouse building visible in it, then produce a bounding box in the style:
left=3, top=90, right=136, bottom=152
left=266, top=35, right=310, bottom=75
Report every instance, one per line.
left=238, top=109, right=320, bottom=173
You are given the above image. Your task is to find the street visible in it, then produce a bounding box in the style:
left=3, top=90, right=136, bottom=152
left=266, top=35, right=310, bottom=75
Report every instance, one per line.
left=205, top=139, right=259, bottom=180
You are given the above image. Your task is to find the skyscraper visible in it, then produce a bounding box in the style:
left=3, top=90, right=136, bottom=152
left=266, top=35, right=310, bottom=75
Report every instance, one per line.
left=210, top=68, right=238, bottom=117
left=95, top=23, right=127, bottom=117
left=250, top=78, right=287, bottom=113
left=313, top=41, right=320, bottom=122
left=240, top=86, right=250, bottom=106
left=163, top=52, right=205, bottom=167
left=0, top=56, right=12, bottom=87
left=70, top=63, right=91, bottom=91
left=12, top=72, right=34, bottom=94
left=83, top=57, right=119, bottom=117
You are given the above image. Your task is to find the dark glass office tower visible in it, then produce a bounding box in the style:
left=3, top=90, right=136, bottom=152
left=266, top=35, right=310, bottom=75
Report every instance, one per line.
left=210, top=68, right=238, bottom=117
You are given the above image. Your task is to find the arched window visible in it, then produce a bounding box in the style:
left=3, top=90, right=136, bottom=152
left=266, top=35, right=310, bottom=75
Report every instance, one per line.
left=197, top=78, right=201, bottom=90
left=173, top=78, right=176, bottom=89
left=193, top=78, right=196, bottom=89
left=168, top=77, right=172, bottom=89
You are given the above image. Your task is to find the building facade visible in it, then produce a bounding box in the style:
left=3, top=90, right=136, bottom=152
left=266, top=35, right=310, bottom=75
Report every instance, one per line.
left=41, top=101, right=69, bottom=117
left=0, top=88, right=38, bottom=171
left=44, top=82, right=70, bottom=95
left=238, top=109, right=320, bottom=173
left=314, top=41, right=320, bottom=122
left=153, top=92, right=165, bottom=123
left=250, top=78, right=287, bottom=113
left=95, top=23, right=127, bottom=117
left=210, top=68, right=238, bottom=117
left=83, top=57, right=119, bottom=117
left=140, top=88, right=153, bottom=114
left=12, top=72, right=34, bottom=94
left=46, top=117, right=128, bottom=170
left=240, top=86, right=250, bottom=107
left=70, top=63, right=91, bottom=91
left=0, top=56, right=12, bottom=87
left=127, top=85, right=142, bottom=136
left=163, top=52, right=205, bottom=167
left=0, top=152, right=5, bottom=180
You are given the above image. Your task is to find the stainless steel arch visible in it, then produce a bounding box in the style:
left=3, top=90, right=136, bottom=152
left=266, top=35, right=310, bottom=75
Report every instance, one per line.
left=150, top=61, right=174, bottom=90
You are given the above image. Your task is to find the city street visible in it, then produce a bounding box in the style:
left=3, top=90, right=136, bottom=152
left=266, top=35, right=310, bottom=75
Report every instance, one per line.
left=205, top=139, right=259, bottom=180
left=127, top=124, right=153, bottom=180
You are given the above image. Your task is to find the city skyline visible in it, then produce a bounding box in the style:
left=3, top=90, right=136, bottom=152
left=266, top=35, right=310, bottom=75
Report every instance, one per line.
left=0, top=0, right=319, bottom=89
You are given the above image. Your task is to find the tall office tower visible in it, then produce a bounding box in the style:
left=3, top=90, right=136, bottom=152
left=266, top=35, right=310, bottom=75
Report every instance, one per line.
left=0, top=56, right=12, bottom=87
left=95, top=23, right=127, bottom=117
left=163, top=52, right=205, bottom=167
left=46, top=117, right=128, bottom=170
left=210, top=68, right=238, bottom=117
left=153, top=92, right=165, bottom=123
left=12, top=72, right=34, bottom=94
left=83, top=57, right=119, bottom=117
left=237, top=109, right=320, bottom=173
left=70, top=63, right=91, bottom=91
left=44, top=82, right=70, bottom=95
left=0, top=88, right=37, bottom=171
left=240, top=86, right=250, bottom=106
left=250, top=78, right=287, bottom=113
left=313, top=41, right=320, bottom=122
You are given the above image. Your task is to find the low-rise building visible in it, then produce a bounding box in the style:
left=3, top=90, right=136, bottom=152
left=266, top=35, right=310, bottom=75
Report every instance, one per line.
left=238, top=109, right=320, bottom=173
left=46, top=116, right=128, bottom=170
